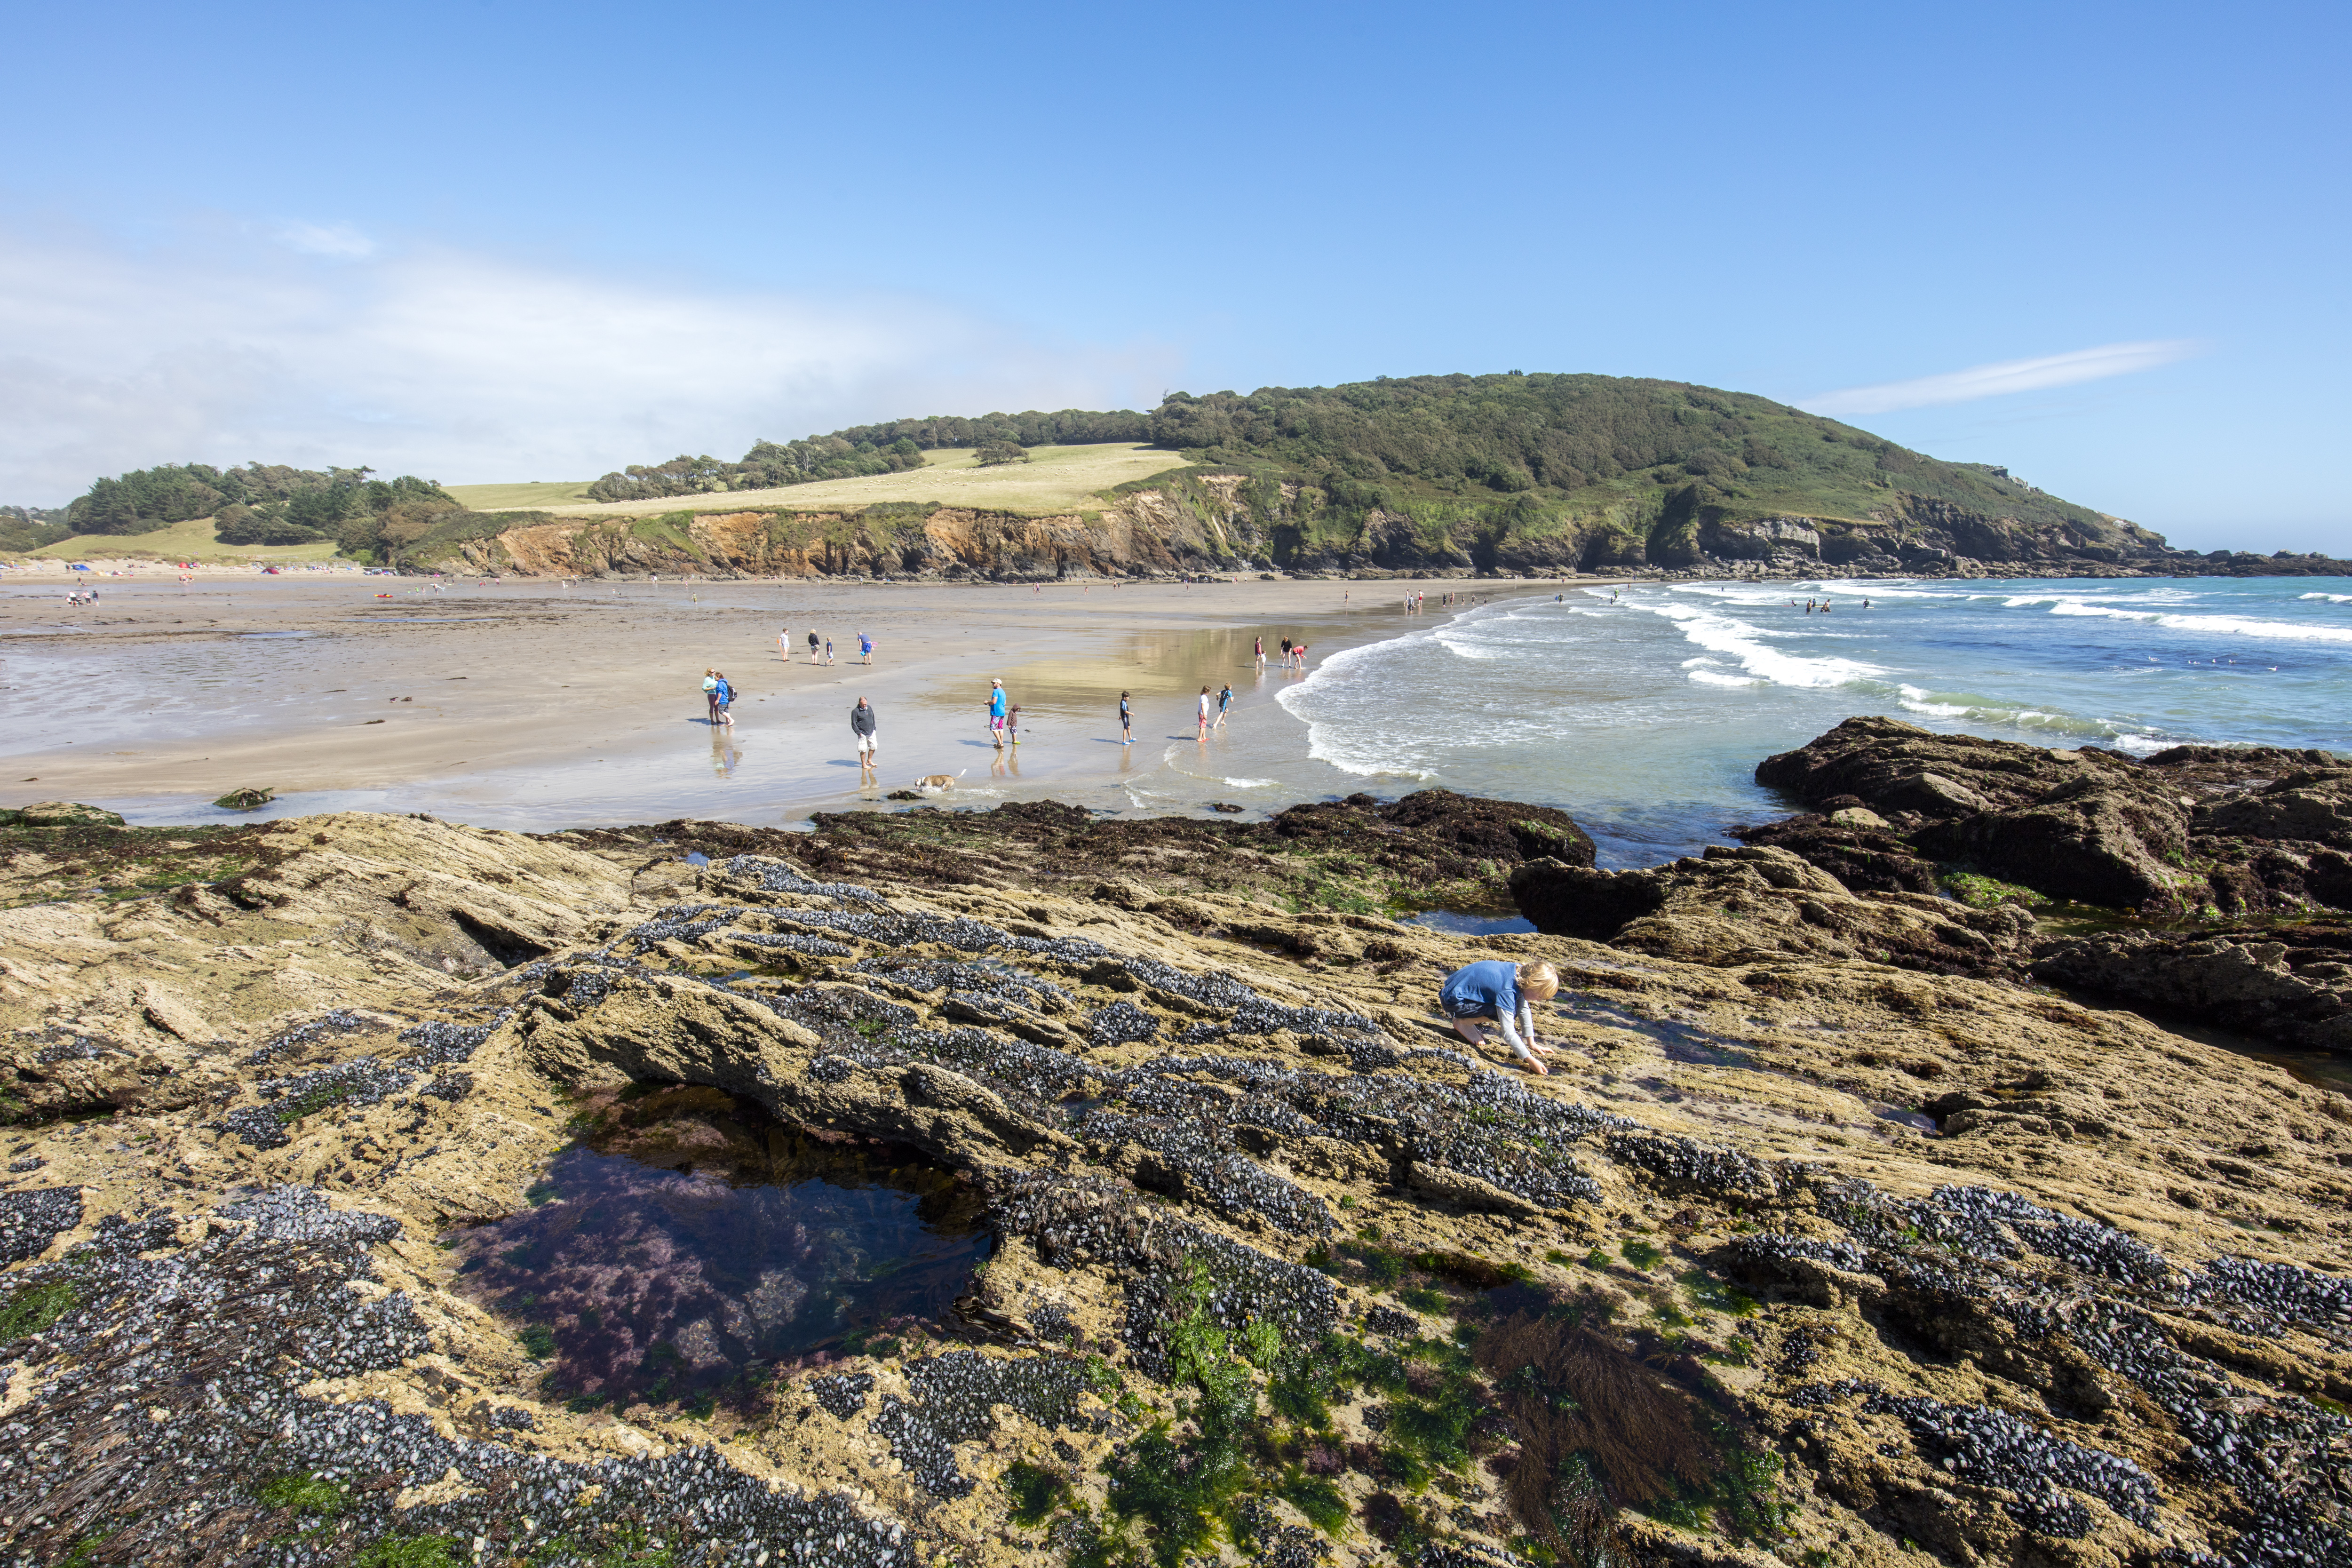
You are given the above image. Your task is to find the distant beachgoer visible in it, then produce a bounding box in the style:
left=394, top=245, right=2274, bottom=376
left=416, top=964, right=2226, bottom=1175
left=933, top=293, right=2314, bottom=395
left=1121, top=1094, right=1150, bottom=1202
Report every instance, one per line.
left=1007, top=704, right=1022, bottom=746
left=808, top=631, right=821, bottom=659
left=1255, top=636, right=1264, bottom=665
left=850, top=697, right=878, bottom=772
left=1439, top=959, right=1561, bottom=1075
left=1197, top=685, right=1211, bottom=739
left=1119, top=691, right=1133, bottom=745
left=779, top=625, right=789, bottom=659
left=858, top=633, right=874, bottom=663
left=824, top=637, right=834, bottom=663
left=988, top=678, right=1008, bottom=748
left=1215, top=684, right=1233, bottom=728
left=1280, top=637, right=1293, bottom=664
left=1292, top=642, right=1308, bottom=669
left=702, top=667, right=721, bottom=725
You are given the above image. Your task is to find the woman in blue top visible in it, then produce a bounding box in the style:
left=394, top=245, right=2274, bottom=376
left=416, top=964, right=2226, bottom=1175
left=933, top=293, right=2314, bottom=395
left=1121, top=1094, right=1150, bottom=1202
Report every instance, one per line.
left=1439, top=959, right=1560, bottom=1075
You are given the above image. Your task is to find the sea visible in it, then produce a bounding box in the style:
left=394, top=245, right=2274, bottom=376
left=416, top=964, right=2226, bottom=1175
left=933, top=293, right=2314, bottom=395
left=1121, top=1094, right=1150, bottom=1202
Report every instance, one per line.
left=1275, top=575, right=2352, bottom=868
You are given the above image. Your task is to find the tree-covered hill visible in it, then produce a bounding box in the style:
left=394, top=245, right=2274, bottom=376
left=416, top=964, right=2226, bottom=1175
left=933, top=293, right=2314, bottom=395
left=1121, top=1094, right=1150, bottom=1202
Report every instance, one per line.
left=1134, top=371, right=2193, bottom=574
left=1147, top=372, right=2128, bottom=537
left=572, top=371, right=2185, bottom=572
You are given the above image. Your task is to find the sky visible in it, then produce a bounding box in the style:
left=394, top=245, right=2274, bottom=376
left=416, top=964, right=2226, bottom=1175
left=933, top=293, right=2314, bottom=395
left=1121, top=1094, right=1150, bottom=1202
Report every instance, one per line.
left=2, top=0, right=2347, bottom=551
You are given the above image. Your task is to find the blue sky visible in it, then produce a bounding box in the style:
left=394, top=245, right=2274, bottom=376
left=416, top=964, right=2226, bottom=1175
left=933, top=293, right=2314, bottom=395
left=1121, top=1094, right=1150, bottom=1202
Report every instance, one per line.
left=3, top=0, right=2346, bottom=550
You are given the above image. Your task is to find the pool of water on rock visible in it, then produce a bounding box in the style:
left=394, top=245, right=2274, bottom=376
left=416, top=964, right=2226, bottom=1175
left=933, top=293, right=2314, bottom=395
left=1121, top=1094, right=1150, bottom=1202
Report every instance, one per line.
left=449, top=1085, right=991, bottom=1409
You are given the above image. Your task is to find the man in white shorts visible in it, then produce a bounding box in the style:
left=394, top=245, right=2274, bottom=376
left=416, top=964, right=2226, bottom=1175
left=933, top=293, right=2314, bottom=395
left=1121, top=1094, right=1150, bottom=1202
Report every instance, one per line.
left=850, top=696, right=878, bottom=775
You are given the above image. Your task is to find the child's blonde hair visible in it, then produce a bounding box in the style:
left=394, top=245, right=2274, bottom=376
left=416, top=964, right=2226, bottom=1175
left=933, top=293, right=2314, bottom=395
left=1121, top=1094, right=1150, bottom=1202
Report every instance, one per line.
left=1518, top=961, right=1561, bottom=999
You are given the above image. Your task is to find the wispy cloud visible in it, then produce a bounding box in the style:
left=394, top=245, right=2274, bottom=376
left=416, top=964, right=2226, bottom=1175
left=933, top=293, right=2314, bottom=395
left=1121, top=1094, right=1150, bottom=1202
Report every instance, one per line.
left=1801, top=339, right=2201, bottom=417
left=0, top=216, right=1181, bottom=503
left=274, top=220, right=377, bottom=259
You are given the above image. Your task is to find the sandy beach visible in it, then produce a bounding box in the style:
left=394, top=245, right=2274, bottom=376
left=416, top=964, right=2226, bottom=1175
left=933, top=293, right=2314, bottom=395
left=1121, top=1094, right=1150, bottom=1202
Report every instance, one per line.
left=0, top=574, right=1577, bottom=828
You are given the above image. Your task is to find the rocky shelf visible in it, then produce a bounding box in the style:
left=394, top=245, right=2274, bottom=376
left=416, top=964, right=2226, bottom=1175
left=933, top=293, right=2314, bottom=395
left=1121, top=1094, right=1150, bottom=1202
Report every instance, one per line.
left=0, top=765, right=2347, bottom=1567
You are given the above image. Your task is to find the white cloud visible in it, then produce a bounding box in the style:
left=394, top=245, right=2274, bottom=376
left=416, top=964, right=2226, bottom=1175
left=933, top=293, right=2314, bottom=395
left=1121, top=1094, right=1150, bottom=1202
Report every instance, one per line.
left=1801, top=339, right=2201, bottom=417
left=0, top=217, right=1181, bottom=503
left=274, top=220, right=377, bottom=259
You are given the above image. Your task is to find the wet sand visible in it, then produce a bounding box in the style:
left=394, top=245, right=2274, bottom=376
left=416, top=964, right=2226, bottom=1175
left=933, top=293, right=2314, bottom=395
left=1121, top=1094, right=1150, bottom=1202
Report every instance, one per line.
left=0, top=576, right=1574, bottom=828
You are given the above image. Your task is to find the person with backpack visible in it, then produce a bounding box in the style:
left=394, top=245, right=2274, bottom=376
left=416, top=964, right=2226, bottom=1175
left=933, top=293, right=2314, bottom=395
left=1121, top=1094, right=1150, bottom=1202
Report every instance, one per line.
left=712, top=671, right=736, bottom=727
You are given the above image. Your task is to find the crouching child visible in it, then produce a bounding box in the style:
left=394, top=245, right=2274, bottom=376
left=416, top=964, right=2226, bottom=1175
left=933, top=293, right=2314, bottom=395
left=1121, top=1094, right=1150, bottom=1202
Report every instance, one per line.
left=1438, top=959, right=1561, bottom=1075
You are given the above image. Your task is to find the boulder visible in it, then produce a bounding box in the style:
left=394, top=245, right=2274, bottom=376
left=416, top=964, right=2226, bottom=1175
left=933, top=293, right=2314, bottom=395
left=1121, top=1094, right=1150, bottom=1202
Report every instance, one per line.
left=5, top=800, right=127, bottom=828
left=1366, top=788, right=1596, bottom=868
left=2196, top=768, right=2352, bottom=850
left=213, top=787, right=275, bottom=811
left=2032, top=924, right=2352, bottom=1052
left=1510, top=844, right=2036, bottom=979
left=1915, top=780, right=2195, bottom=913
left=1730, top=813, right=1943, bottom=896
left=1756, top=717, right=2344, bottom=915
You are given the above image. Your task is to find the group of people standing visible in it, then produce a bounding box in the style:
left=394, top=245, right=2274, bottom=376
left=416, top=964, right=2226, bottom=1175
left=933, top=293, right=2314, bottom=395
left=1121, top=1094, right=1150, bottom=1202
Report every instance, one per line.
left=1254, top=635, right=1308, bottom=670
left=778, top=626, right=875, bottom=664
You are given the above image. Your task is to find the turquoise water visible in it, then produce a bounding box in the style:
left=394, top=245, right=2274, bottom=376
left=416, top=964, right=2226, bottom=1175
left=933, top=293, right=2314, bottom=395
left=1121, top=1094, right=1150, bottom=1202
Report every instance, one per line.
left=1279, top=576, right=2352, bottom=867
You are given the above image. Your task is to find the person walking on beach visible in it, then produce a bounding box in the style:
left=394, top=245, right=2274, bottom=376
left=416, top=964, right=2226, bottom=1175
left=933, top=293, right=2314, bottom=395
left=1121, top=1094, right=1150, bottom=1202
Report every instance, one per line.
left=1255, top=636, right=1264, bottom=667
left=1196, top=685, right=1212, bottom=739
left=824, top=637, right=835, bottom=664
left=1215, top=683, right=1233, bottom=728
left=858, top=632, right=874, bottom=664
left=808, top=630, right=821, bottom=660
left=779, top=625, right=789, bottom=660
left=1119, top=691, right=1133, bottom=745
left=701, top=667, right=722, bottom=725
left=987, top=678, right=1008, bottom=748
left=850, top=696, right=878, bottom=776
left=1438, top=958, right=1560, bottom=1075
left=1007, top=704, right=1022, bottom=747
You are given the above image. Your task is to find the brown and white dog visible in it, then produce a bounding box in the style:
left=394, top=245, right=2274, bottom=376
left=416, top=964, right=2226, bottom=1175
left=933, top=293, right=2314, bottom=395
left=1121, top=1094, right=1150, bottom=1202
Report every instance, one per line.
left=912, top=770, right=966, bottom=793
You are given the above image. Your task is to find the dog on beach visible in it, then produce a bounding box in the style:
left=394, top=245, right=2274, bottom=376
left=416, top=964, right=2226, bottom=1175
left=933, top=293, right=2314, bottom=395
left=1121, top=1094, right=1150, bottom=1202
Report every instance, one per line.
left=913, top=771, right=966, bottom=793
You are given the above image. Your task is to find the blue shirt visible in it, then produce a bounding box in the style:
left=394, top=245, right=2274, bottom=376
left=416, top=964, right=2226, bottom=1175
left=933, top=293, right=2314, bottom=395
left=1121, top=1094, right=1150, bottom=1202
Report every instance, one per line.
left=1440, top=960, right=1521, bottom=1018
left=990, top=689, right=1006, bottom=718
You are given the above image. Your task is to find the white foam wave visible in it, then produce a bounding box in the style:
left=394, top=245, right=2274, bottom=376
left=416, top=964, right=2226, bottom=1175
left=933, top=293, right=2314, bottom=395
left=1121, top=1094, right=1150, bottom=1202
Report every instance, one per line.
left=1219, top=777, right=1278, bottom=788
left=1643, top=601, right=1884, bottom=688
left=2301, top=592, right=2352, bottom=603
left=2046, top=602, right=2352, bottom=643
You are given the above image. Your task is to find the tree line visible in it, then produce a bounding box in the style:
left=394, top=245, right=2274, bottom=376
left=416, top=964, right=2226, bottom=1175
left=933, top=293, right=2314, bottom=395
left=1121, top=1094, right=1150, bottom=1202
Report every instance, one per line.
left=581, top=407, right=1150, bottom=503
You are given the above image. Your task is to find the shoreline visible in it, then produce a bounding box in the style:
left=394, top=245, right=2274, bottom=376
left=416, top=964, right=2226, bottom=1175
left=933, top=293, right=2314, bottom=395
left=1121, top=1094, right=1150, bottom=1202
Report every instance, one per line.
left=0, top=575, right=1580, bottom=827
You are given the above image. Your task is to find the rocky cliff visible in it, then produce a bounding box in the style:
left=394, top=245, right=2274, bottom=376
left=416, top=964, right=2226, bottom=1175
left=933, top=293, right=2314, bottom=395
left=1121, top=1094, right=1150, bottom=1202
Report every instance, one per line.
left=2, top=792, right=2347, bottom=1568
left=417, top=478, right=2352, bottom=582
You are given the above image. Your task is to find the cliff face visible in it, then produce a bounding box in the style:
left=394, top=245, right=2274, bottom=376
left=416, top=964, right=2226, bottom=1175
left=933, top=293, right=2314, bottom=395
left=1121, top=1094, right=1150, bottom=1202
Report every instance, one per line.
left=2, top=795, right=2348, bottom=1568
left=429, top=480, right=2350, bottom=581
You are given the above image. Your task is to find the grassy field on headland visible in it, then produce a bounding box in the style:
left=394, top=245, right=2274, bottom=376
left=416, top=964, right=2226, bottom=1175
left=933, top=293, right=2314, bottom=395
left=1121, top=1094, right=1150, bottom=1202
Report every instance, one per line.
left=22, top=516, right=346, bottom=564
left=443, top=480, right=598, bottom=510
left=544, top=443, right=1195, bottom=518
